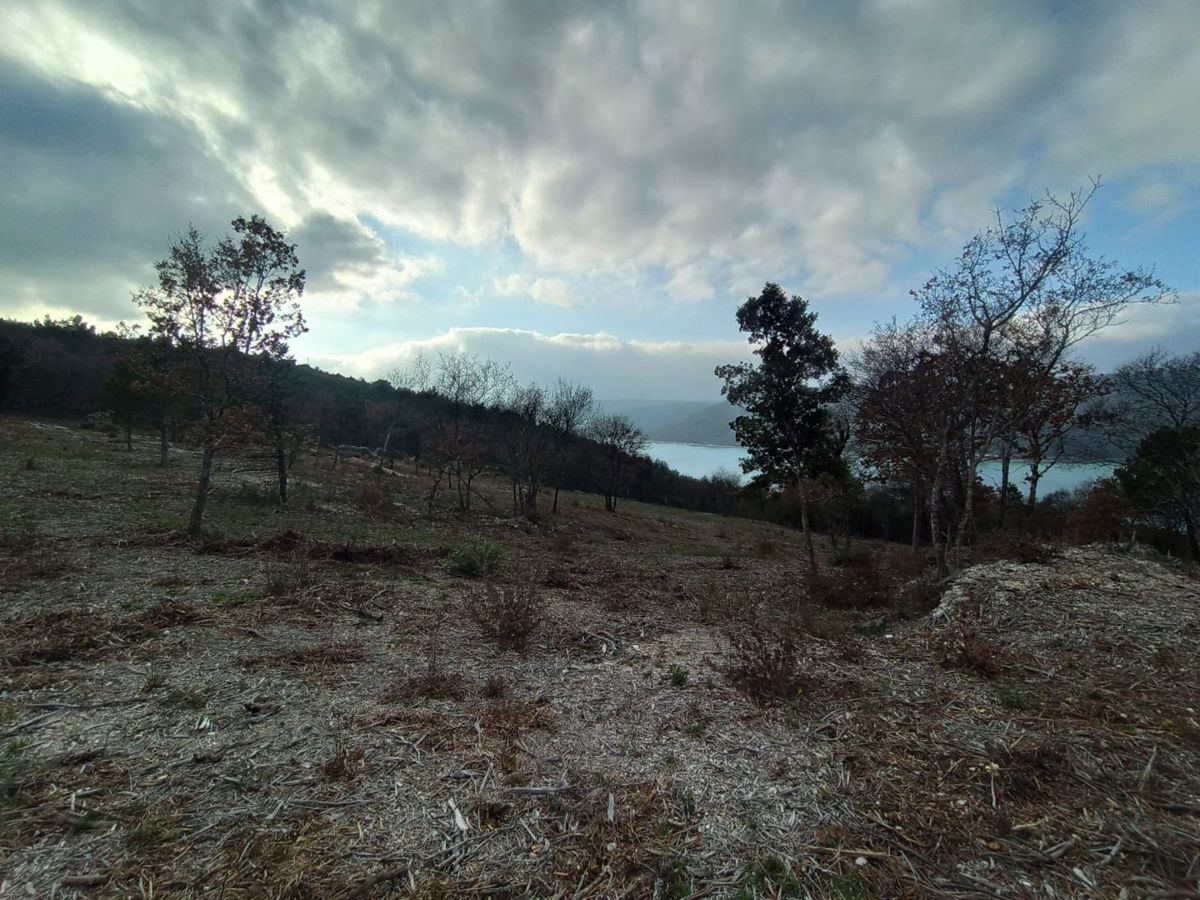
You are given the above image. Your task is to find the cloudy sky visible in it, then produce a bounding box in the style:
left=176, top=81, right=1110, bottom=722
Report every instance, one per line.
left=2, top=1, right=1198, bottom=400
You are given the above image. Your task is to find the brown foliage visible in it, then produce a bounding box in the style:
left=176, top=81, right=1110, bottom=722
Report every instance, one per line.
left=468, top=581, right=545, bottom=651
left=937, top=626, right=1004, bottom=677
left=1066, top=480, right=1133, bottom=544
left=808, top=551, right=927, bottom=611
left=725, top=631, right=811, bottom=706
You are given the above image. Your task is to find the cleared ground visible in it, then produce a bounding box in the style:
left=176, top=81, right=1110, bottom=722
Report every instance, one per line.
left=1, top=419, right=1197, bottom=898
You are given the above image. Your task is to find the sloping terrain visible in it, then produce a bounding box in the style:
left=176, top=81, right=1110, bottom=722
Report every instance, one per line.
left=1, top=419, right=1197, bottom=898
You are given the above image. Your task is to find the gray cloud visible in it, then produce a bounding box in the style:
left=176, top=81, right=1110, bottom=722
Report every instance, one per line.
left=0, top=1, right=1197, bottom=375
left=0, top=54, right=254, bottom=322
left=307, top=327, right=756, bottom=402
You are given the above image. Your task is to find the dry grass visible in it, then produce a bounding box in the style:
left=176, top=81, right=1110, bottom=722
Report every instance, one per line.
left=0, top=419, right=1196, bottom=898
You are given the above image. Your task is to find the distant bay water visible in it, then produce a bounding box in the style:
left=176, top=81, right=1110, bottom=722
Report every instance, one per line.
left=647, top=441, right=747, bottom=481
left=648, top=440, right=1113, bottom=497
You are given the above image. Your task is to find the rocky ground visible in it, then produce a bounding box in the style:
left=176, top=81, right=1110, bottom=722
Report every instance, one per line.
left=1, top=419, right=1197, bottom=898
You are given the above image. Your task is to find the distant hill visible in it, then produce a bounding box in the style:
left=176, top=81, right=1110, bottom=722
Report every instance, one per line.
left=601, top=398, right=739, bottom=445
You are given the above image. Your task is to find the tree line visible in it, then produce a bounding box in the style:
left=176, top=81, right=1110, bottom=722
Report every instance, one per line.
left=716, top=181, right=1198, bottom=566
left=2, top=186, right=1195, bottom=560
left=0, top=219, right=743, bottom=535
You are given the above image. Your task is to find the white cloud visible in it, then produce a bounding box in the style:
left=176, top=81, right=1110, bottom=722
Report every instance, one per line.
left=492, top=274, right=578, bottom=307
left=307, top=327, right=753, bottom=401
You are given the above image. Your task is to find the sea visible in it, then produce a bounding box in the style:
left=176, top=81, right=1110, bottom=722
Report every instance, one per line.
left=647, top=441, right=1113, bottom=497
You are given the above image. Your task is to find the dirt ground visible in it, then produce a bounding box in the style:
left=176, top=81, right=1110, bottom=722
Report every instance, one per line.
left=1, top=419, right=1197, bottom=898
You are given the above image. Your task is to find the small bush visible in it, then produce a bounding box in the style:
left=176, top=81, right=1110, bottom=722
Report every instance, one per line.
left=755, top=538, right=782, bottom=557
left=321, top=729, right=365, bottom=781
left=999, top=539, right=1063, bottom=565
left=264, top=551, right=312, bottom=597
left=666, top=663, right=690, bottom=687
left=726, top=632, right=809, bottom=706
left=994, top=680, right=1040, bottom=711
left=1066, top=480, right=1133, bottom=544
left=829, top=544, right=871, bottom=567
left=0, top=740, right=30, bottom=807
left=448, top=537, right=508, bottom=577
left=894, top=571, right=945, bottom=616
left=0, top=528, right=67, bottom=580
left=937, top=626, right=1004, bottom=678
left=231, top=481, right=280, bottom=507
left=354, top=477, right=397, bottom=519
left=543, top=567, right=573, bottom=589
left=809, top=552, right=928, bottom=611
left=739, top=854, right=804, bottom=898
left=799, top=606, right=851, bottom=640
left=808, top=565, right=889, bottom=609
left=483, top=673, right=508, bottom=698
left=548, top=532, right=577, bottom=554
left=469, top=581, right=544, bottom=651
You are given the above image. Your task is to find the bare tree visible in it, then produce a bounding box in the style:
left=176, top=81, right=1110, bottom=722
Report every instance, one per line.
left=1108, top=349, right=1200, bottom=448
left=500, top=382, right=551, bottom=519
left=545, top=379, right=595, bottom=513
left=913, top=181, right=1168, bottom=566
left=381, top=352, right=431, bottom=467
left=589, top=414, right=647, bottom=512
left=1008, top=359, right=1105, bottom=515
left=851, top=320, right=944, bottom=552
left=425, top=353, right=512, bottom=514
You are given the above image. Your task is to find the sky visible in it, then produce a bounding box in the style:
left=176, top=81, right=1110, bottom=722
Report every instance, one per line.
left=1, top=1, right=1198, bottom=401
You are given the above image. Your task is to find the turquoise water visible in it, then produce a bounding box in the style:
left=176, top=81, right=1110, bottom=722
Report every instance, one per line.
left=648, top=441, right=1112, bottom=497
left=647, top=441, right=747, bottom=481
left=977, top=460, right=1112, bottom=498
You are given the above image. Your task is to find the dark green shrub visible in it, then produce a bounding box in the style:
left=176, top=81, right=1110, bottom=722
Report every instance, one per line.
left=448, top=537, right=508, bottom=577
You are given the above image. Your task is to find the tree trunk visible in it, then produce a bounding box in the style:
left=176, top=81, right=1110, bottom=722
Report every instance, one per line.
left=553, top=484, right=561, bottom=514
left=1026, top=469, right=1041, bottom=519
left=931, top=436, right=949, bottom=579
left=158, top=418, right=170, bottom=467
left=188, top=438, right=217, bottom=537
left=275, top=434, right=288, bottom=506
left=798, top=484, right=817, bottom=576
left=998, top=447, right=1012, bottom=529
left=954, top=450, right=980, bottom=568
left=124, top=421, right=133, bottom=451
left=1025, top=446, right=1044, bottom=521
left=911, top=483, right=921, bottom=554
left=1184, top=507, right=1199, bottom=561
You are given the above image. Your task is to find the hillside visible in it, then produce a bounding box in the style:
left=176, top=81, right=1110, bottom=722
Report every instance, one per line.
left=602, top=399, right=739, bottom=446
left=1, top=419, right=1197, bottom=897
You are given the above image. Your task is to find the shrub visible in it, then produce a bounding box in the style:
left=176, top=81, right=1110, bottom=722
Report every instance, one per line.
left=469, top=581, right=544, bottom=651
left=937, top=626, right=1004, bottom=677
left=483, top=673, right=508, bottom=698
left=0, top=740, right=29, bottom=808
left=263, top=551, right=312, bottom=597
left=998, top=539, right=1063, bottom=565
left=666, top=664, right=689, bottom=687
left=544, top=567, right=573, bottom=589
left=809, top=551, right=928, bottom=611
left=755, top=538, right=782, bottom=557
left=231, top=481, right=279, bottom=507
left=354, top=477, right=397, bottom=519
left=448, top=537, right=508, bottom=577
left=725, top=632, right=809, bottom=706
left=894, top=571, right=946, bottom=616
left=808, top=564, right=891, bottom=609
left=1065, top=480, right=1133, bottom=544
left=829, top=543, right=870, bottom=567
